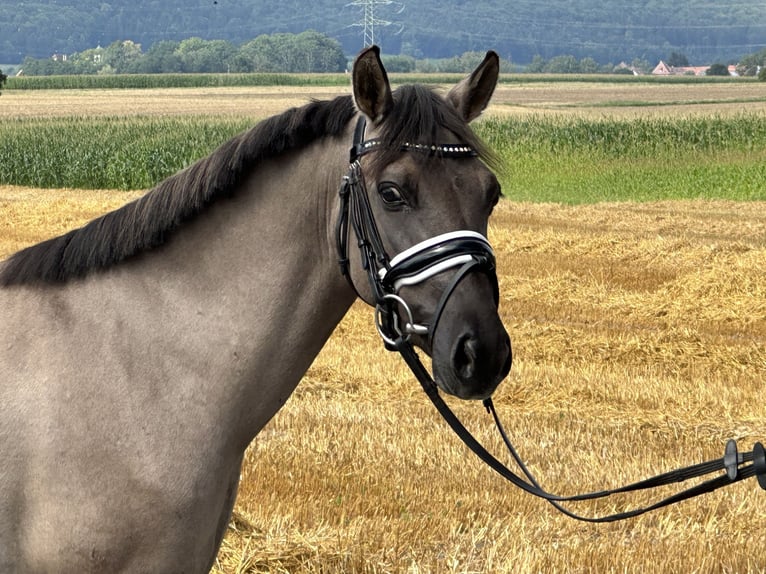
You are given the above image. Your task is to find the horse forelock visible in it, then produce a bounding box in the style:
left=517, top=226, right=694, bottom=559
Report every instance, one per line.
left=368, top=84, right=497, bottom=177
left=0, top=96, right=358, bottom=287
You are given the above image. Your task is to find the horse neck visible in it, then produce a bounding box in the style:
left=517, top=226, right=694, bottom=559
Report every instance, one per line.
left=109, top=134, right=356, bottom=444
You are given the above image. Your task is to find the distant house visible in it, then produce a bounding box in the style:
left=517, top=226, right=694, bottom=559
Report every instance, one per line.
left=652, top=60, right=673, bottom=75
left=651, top=60, right=712, bottom=76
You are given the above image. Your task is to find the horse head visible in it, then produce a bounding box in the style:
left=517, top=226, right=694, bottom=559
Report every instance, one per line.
left=340, top=46, right=512, bottom=400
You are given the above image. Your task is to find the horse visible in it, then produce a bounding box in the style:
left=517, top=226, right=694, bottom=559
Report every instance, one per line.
left=0, top=46, right=511, bottom=572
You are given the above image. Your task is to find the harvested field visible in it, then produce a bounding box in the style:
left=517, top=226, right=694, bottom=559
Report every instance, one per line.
left=492, top=80, right=766, bottom=117
left=0, top=86, right=350, bottom=120
left=1, top=185, right=764, bottom=572
left=2, top=80, right=765, bottom=120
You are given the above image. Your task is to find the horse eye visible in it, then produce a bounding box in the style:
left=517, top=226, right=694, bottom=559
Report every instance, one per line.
left=378, top=183, right=406, bottom=207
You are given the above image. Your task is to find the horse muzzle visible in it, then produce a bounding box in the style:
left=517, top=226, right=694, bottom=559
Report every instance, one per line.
left=375, top=230, right=512, bottom=400
left=436, top=305, right=512, bottom=400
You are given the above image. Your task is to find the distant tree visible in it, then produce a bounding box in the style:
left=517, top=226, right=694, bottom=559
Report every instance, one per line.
left=738, top=47, right=766, bottom=76
left=19, top=55, right=75, bottom=75
left=240, top=35, right=283, bottom=72
left=526, top=55, right=546, bottom=73
left=523, top=54, right=606, bottom=74
left=667, top=51, right=689, bottom=67
left=0, top=68, right=6, bottom=94
left=176, top=38, right=238, bottom=73
left=382, top=55, right=416, bottom=73
left=292, top=30, right=347, bottom=72
left=431, top=51, right=491, bottom=73
left=240, top=31, right=345, bottom=73
left=104, top=40, right=143, bottom=74
left=579, top=57, right=599, bottom=73
left=706, top=63, right=729, bottom=76
left=759, top=67, right=766, bottom=82
left=131, top=41, right=183, bottom=73
left=544, top=55, right=579, bottom=73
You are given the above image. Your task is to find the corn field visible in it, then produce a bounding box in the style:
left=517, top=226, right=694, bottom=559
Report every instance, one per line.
left=0, top=116, right=253, bottom=189
left=2, top=113, right=765, bottom=201
left=478, top=114, right=766, bottom=203
left=6, top=73, right=351, bottom=90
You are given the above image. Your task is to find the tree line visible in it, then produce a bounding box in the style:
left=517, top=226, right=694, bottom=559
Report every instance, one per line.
left=14, top=33, right=766, bottom=80
left=19, top=32, right=347, bottom=76
left=13, top=39, right=650, bottom=77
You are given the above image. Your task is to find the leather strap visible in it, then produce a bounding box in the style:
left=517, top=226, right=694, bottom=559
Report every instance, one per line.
left=394, top=337, right=766, bottom=522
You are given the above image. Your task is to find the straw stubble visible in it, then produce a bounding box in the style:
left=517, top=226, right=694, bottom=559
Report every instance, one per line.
left=1, top=188, right=764, bottom=573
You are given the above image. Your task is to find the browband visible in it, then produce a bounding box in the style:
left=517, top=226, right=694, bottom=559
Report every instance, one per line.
left=349, top=117, right=478, bottom=163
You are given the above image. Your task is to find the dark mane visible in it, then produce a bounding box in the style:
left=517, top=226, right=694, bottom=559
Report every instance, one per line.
left=0, top=83, right=493, bottom=287
left=372, top=84, right=497, bottom=176
left=0, top=95, right=357, bottom=286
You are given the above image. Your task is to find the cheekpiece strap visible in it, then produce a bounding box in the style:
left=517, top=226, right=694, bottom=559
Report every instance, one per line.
left=350, top=116, right=369, bottom=162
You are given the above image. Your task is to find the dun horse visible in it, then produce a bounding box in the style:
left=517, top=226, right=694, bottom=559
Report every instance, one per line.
left=0, top=47, right=511, bottom=572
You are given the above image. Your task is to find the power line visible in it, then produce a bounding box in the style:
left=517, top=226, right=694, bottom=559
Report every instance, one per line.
left=346, top=0, right=404, bottom=48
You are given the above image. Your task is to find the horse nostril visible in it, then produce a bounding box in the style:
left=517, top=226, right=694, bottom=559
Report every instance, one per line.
left=453, top=334, right=479, bottom=380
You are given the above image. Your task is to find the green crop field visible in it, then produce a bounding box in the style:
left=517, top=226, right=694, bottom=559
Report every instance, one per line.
left=6, top=73, right=351, bottom=90
left=481, top=114, right=766, bottom=203
left=0, top=116, right=253, bottom=189
left=2, top=112, right=765, bottom=201
left=6, top=72, right=760, bottom=91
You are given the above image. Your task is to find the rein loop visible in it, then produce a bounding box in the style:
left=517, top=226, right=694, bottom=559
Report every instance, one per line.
left=397, top=337, right=766, bottom=522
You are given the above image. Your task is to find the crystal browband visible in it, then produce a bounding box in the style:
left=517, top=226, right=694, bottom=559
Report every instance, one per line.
left=351, top=138, right=478, bottom=162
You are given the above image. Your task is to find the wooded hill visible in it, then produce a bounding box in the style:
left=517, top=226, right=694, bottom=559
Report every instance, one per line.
left=3, top=0, right=764, bottom=65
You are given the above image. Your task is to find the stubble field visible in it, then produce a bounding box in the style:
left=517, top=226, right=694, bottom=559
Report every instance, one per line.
left=2, top=78, right=766, bottom=119
left=1, top=78, right=765, bottom=572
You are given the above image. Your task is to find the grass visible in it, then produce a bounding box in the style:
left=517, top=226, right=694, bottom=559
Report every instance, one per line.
left=1, top=187, right=764, bottom=573
left=476, top=114, right=766, bottom=203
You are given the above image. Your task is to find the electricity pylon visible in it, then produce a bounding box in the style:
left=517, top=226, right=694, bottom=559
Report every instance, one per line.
left=347, top=0, right=404, bottom=48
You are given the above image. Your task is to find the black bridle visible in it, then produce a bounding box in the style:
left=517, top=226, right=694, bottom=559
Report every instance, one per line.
left=336, top=117, right=497, bottom=351
left=336, top=116, right=766, bottom=522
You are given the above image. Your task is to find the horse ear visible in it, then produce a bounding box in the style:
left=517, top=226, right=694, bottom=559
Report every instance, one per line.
left=447, top=51, right=499, bottom=122
left=352, top=45, right=394, bottom=124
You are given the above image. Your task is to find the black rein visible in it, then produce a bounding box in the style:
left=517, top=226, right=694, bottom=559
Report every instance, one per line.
left=397, top=337, right=766, bottom=522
